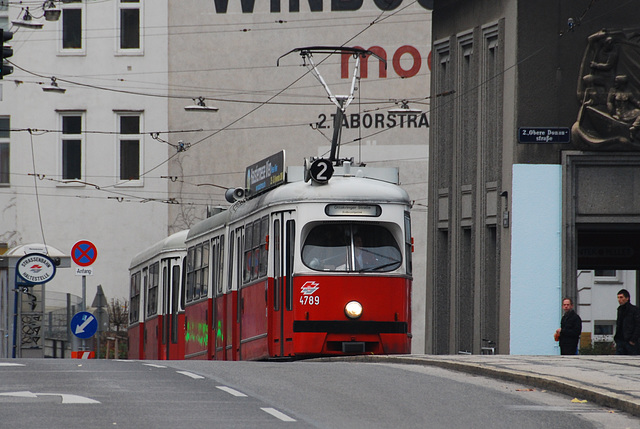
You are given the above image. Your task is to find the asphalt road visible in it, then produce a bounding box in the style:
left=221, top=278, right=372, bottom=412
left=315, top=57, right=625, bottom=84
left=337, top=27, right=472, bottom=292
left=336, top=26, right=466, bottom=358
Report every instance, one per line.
left=0, top=359, right=636, bottom=428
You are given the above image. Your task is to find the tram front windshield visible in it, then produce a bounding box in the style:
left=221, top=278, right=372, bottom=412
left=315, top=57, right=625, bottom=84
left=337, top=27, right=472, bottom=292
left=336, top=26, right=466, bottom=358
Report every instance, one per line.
left=302, top=224, right=401, bottom=272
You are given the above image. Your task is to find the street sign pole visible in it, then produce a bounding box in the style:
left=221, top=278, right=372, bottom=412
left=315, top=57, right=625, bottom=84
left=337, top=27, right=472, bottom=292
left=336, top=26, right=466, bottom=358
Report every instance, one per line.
left=13, top=253, right=57, bottom=358
left=71, top=240, right=98, bottom=354
left=81, top=275, right=86, bottom=350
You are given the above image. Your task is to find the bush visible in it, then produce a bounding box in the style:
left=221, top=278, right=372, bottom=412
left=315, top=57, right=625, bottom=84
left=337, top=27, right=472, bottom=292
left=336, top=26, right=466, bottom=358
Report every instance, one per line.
left=579, top=341, right=615, bottom=355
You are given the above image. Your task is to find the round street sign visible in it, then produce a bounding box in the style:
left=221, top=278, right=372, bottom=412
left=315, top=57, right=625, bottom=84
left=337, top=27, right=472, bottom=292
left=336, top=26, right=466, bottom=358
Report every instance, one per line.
left=16, top=253, right=57, bottom=284
left=71, top=240, right=98, bottom=267
left=70, top=311, right=98, bottom=339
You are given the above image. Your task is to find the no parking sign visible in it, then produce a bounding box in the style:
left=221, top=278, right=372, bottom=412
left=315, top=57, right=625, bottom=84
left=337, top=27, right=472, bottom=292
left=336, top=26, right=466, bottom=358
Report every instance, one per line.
left=71, top=240, right=97, bottom=275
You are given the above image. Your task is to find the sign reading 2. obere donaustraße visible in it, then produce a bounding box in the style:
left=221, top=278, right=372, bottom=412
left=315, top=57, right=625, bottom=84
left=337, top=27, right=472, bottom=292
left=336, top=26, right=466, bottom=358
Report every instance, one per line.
left=518, top=127, right=571, bottom=143
left=16, top=253, right=57, bottom=284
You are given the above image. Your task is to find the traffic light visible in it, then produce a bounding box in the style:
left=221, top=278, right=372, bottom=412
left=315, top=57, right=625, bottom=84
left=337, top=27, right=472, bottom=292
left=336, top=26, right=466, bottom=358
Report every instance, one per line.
left=1, top=29, right=13, bottom=79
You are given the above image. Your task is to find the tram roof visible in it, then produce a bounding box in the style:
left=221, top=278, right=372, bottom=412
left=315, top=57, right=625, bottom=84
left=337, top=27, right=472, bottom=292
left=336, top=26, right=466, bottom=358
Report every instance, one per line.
left=129, top=229, right=189, bottom=270
left=187, top=171, right=410, bottom=243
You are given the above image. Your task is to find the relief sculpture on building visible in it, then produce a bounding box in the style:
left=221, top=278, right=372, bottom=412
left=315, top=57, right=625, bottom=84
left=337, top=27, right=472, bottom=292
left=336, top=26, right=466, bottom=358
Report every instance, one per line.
left=572, top=29, right=640, bottom=150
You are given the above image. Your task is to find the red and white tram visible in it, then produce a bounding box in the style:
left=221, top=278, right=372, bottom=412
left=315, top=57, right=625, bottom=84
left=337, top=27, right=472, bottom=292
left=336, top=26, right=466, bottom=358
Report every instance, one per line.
left=128, top=157, right=413, bottom=360
left=128, top=230, right=188, bottom=360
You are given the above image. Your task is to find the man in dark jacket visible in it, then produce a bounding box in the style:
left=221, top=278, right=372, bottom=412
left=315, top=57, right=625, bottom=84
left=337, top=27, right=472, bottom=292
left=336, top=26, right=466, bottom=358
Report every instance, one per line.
left=614, top=289, right=640, bottom=355
left=556, top=298, right=582, bottom=355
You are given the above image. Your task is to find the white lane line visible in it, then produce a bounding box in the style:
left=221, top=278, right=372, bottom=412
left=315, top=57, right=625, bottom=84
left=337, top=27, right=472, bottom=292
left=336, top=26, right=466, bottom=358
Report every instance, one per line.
left=0, top=363, right=25, bottom=367
left=176, top=370, right=204, bottom=379
left=143, top=363, right=167, bottom=368
left=261, top=407, right=296, bottom=422
left=216, top=386, right=248, bottom=397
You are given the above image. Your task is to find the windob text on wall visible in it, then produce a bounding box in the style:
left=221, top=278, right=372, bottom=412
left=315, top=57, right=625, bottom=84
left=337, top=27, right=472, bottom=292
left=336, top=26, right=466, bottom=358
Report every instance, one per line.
left=213, top=0, right=433, bottom=13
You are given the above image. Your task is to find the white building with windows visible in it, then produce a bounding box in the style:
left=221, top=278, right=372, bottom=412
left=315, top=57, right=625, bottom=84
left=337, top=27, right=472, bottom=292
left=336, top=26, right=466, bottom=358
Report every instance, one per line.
left=578, top=270, right=637, bottom=347
left=0, top=0, right=170, bottom=350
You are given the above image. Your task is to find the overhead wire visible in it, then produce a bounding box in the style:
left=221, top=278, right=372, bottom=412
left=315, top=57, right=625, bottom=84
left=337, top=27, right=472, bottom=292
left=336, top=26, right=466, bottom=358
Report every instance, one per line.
left=9, top=1, right=432, bottom=208
left=137, top=1, right=421, bottom=180
left=9, top=0, right=631, bottom=213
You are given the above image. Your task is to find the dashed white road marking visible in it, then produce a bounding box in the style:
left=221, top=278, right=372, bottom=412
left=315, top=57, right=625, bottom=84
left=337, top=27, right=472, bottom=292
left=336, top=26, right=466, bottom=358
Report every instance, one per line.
left=261, top=407, right=296, bottom=422
left=143, top=363, right=167, bottom=368
left=216, top=386, right=247, bottom=397
left=176, top=370, right=204, bottom=379
left=0, top=363, right=25, bottom=367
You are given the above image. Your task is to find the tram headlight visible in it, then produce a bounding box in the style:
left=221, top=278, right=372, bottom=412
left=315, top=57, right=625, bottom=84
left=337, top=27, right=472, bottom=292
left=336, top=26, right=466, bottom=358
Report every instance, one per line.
left=344, top=301, right=363, bottom=319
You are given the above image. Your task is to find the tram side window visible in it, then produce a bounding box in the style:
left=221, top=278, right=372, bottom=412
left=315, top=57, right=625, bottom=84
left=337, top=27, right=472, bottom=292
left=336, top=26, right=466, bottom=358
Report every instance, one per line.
left=194, top=244, right=202, bottom=300
left=211, top=238, right=218, bottom=296
left=201, top=243, right=209, bottom=297
left=243, top=217, right=269, bottom=284
left=302, top=224, right=402, bottom=272
left=130, top=271, right=141, bottom=323
left=228, top=231, right=235, bottom=292
left=147, top=262, right=159, bottom=317
left=404, top=212, right=412, bottom=275
left=186, top=242, right=209, bottom=302
left=212, top=236, right=224, bottom=296
left=186, top=247, right=194, bottom=302
left=218, top=235, right=225, bottom=294
left=259, top=216, right=268, bottom=278
left=243, top=224, right=253, bottom=283
left=252, top=220, right=261, bottom=279
left=273, top=218, right=280, bottom=311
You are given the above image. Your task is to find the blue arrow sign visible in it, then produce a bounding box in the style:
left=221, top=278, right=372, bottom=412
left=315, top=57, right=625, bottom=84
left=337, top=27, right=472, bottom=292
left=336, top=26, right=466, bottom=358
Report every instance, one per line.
left=70, top=311, right=98, bottom=339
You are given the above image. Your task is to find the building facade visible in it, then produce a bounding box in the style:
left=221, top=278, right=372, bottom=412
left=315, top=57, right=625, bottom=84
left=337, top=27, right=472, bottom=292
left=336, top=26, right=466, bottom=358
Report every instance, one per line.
left=0, top=0, right=170, bottom=356
left=428, top=0, right=640, bottom=354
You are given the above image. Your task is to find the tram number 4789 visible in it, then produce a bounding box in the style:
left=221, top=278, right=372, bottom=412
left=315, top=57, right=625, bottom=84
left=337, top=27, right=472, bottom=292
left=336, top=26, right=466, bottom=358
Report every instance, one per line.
left=300, top=295, right=320, bottom=305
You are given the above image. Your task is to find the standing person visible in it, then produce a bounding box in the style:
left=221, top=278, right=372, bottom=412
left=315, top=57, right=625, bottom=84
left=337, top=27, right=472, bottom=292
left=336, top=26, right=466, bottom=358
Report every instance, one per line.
left=614, top=289, right=640, bottom=355
left=555, top=298, right=582, bottom=355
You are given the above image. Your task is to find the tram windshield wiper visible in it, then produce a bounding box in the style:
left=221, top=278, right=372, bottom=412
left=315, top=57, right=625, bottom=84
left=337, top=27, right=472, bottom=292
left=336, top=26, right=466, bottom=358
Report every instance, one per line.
left=358, top=259, right=402, bottom=273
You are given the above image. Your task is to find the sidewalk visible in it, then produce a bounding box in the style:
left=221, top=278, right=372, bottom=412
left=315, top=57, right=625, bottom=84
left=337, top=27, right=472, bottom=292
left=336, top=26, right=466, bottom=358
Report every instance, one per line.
left=347, top=354, right=640, bottom=417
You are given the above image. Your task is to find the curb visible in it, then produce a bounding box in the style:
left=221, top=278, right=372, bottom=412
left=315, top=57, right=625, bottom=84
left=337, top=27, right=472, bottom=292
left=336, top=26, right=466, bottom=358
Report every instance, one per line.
left=325, top=355, right=640, bottom=418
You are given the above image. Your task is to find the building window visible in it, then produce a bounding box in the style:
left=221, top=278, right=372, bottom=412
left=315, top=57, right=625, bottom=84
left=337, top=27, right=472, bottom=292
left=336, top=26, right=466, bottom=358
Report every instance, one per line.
left=0, top=1, right=9, bottom=30
left=61, top=113, right=83, bottom=181
left=119, top=0, right=142, bottom=53
left=117, top=113, right=142, bottom=183
left=0, top=117, right=9, bottom=185
left=61, top=1, right=84, bottom=53
left=594, top=270, right=620, bottom=283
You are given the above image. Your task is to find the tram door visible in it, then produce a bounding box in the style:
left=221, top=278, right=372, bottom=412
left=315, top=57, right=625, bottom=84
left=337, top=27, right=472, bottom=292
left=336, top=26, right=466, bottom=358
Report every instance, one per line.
left=162, top=258, right=182, bottom=360
left=272, top=212, right=295, bottom=357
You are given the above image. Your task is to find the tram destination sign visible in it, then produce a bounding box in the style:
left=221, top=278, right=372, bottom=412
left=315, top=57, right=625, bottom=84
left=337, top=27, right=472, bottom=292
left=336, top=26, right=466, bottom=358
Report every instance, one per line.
left=518, top=127, right=571, bottom=143
left=245, top=150, right=285, bottom=197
